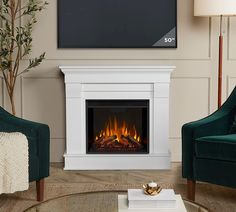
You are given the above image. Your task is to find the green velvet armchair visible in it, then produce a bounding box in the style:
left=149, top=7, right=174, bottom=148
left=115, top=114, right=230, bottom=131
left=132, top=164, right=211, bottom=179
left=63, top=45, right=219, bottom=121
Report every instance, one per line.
left=0, top=106, right=50, bottom=201
left=182, top=87, right=236, bottom=201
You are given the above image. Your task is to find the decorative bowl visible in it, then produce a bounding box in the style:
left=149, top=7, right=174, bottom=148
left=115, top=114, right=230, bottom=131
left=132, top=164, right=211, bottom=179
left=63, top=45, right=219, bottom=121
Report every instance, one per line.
left=143, top=183, right=162, bottom=196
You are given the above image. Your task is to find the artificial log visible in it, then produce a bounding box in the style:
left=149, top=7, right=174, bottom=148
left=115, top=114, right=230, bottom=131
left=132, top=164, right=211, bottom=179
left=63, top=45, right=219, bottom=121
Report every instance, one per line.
left=125, top=135, right=141, bottom=147
left=112, top=140, right=122, bottom=148
left=95, top=136, right=104, bottom=143
left=120, top=135, right=130, bottom=145
left=94, top=133, right=143, bottom=152
left=120, top=135, right=128, bottom=141
left=98, top=135, right=118, bottom=148
left=106, top=139, right=117, bottom=146
left=100, top=135, right=117, bottom=144
left=119, top=138, right=130, bottom=146
left=120, top=135, right=134, bottom=145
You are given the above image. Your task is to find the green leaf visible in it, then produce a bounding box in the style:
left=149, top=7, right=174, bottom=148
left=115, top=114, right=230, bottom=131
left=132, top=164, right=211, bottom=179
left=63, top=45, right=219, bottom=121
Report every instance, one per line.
left=0, top=48, right=9, bottom=57
left=22, top=0, right=48, bottom=16
left=18, top=52, right=46, bottom=76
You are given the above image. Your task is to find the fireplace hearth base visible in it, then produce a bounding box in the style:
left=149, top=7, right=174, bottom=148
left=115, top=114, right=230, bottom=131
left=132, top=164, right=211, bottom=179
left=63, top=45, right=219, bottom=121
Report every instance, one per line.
left=64, top=153, right=171, bottom=170
left=60, top=65, right=175, bottom=170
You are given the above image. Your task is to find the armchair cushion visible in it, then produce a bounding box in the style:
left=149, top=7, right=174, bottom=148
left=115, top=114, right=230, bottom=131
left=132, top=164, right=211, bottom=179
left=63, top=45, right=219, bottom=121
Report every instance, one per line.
left=195, top=134, right=236, bottom=162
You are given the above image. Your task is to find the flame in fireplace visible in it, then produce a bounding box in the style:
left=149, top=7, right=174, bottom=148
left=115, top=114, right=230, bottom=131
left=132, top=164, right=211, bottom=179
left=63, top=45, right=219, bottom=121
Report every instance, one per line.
left=95, top=117, right=141, bottom=143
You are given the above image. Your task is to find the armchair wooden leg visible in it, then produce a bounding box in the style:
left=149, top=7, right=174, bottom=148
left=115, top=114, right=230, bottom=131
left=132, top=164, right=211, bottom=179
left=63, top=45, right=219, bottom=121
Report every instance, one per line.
left=36, top=178, right=44, bottom=201
left=187, top=179, right=196, bottom=201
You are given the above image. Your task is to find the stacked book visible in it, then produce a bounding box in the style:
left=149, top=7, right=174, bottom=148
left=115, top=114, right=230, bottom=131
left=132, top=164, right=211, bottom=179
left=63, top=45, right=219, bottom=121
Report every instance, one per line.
left=128, top=189, right=176, bottom=209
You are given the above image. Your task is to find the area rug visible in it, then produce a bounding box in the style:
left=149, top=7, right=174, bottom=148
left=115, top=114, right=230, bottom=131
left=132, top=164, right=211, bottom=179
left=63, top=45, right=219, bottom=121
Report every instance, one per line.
left=0, top=182, right=236, bottom=212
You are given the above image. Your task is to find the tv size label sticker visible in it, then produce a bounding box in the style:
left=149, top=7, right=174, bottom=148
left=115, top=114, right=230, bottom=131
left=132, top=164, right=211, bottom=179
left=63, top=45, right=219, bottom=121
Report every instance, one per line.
left=165, top=38, right=175, bottom=43
left=152, top=28, right=176, bottom=47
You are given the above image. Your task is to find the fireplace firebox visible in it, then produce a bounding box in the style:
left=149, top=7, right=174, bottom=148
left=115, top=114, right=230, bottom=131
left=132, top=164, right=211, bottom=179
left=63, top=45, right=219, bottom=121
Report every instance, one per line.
left=86, top=100, right=149, bottom=154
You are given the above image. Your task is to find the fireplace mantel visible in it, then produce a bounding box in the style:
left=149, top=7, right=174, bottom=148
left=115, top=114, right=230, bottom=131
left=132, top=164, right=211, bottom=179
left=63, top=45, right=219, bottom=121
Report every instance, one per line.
left=60, top=65, right=175, bottom=170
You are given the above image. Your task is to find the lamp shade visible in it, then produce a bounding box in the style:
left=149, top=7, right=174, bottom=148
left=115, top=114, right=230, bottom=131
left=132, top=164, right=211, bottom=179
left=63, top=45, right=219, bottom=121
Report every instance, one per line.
left=194, top=0, right=236, bottom=16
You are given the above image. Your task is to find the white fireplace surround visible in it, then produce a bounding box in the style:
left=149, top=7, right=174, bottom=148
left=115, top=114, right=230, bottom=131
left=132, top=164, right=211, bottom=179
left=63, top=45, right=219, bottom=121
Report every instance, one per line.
left=60, top=65, right=175, bottom=170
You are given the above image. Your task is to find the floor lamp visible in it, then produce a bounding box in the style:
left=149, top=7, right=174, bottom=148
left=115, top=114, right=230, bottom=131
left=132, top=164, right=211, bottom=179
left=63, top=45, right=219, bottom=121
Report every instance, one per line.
left=194, top=0, right=236, bottom=108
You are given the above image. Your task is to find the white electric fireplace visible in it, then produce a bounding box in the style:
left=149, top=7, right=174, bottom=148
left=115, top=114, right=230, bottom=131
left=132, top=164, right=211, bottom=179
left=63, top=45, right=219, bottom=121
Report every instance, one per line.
left=60, top=66, right=175, bottom=170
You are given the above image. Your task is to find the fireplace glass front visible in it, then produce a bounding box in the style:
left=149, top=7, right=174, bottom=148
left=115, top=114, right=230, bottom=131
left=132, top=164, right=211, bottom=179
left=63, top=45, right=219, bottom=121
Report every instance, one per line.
left=86, top=100, right=149, bottom=154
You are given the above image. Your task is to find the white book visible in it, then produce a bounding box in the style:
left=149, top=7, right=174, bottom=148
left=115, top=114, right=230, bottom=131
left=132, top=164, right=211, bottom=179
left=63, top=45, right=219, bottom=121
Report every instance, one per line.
left=128, top=189, right=176, bottom=209
left=118, top=195, right=187, bottom=212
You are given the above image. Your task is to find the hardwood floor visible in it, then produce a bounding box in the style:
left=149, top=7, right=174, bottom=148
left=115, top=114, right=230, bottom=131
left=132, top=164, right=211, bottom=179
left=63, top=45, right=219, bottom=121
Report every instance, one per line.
left=0, top=163, right=236, bottom=212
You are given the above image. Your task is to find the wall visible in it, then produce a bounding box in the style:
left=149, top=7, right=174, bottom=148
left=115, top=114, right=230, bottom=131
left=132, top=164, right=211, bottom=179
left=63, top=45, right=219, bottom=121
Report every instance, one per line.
left=1, top=0, right=236, bottom=162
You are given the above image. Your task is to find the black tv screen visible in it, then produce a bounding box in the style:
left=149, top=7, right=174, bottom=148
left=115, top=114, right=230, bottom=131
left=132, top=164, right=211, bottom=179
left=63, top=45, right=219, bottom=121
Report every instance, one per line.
left=58, top=0, right=177, bottom=48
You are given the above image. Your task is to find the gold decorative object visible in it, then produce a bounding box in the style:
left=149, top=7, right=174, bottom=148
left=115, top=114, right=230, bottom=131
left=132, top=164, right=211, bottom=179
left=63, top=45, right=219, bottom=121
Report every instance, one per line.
left=143, top=182, right=162, bottom=196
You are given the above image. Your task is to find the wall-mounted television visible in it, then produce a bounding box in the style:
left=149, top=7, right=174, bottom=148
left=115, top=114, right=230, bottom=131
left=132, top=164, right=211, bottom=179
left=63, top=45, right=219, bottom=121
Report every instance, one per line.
left=58, top=0, right=177, bottom=48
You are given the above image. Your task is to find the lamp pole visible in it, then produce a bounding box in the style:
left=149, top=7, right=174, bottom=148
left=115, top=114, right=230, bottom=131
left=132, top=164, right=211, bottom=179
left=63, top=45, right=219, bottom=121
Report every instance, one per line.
left=218, top=15, right=223, bottom=108
left=194, top=0, right=236, bottom=109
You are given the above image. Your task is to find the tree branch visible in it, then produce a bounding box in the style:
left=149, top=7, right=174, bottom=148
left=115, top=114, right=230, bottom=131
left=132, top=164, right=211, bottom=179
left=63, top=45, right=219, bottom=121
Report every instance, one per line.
left=2, top=70, right=11, bottom=95
left=13, top=45, right=20, bottom=75
left=14, top=0, right=21, bottom=16
left=0, top=0, right=48, bottom=114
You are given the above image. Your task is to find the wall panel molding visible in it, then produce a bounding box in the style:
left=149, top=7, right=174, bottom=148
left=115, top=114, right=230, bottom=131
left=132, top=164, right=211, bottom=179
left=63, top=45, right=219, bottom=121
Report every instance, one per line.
left=227, top=17, right=231, bottom=61
left=171, top=76, right=211, bottom=113
left=21, top=76, right=65, bottom=140
left=226, top=75, right=236, bottom=96
left=50, top=138, right=65, bottom=162
left=170, top=77, right=210, bottom=138
left=227, top=17, right=236, bottom=60
left=21, top=76, right=62, bottom=117
left=169, top=138, right=181, bottom=162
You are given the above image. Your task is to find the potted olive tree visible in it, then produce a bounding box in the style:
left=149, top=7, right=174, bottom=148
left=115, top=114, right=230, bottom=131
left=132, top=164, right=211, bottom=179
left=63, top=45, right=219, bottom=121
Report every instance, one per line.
left=0, top=0, right=48, bottom=115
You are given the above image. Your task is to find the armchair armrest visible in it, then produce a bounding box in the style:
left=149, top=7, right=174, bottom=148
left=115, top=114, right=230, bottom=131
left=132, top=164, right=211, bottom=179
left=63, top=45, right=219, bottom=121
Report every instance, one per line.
left=183, top=110, right=230, bottom=138
left=182, top=109, right=231, bottom=179
left=3, top=112, right=37, bottom=127
left=0, top=108, right=50, bottom=179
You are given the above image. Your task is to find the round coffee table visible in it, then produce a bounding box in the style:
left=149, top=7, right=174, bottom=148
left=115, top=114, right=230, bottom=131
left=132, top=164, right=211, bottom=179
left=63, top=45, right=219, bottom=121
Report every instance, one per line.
left=24, top=191, right=209, bottom=212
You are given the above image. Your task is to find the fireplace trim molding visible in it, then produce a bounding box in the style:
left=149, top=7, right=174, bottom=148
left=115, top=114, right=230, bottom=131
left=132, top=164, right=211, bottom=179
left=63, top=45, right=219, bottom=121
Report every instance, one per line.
left=60, top=65, right=175, bottom=170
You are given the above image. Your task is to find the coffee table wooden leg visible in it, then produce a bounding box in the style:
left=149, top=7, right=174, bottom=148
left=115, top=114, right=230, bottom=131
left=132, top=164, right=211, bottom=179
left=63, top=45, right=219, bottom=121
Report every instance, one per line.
left=187, top=179, right=195, bottom=201
left=36, top=178, right=44, bottom=201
